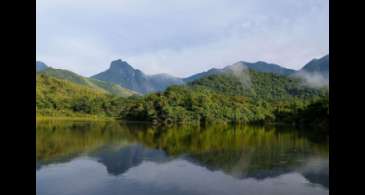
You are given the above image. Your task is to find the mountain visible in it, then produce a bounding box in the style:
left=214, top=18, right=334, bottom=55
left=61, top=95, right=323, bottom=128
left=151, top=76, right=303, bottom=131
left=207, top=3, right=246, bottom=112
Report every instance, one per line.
left=184, top=61, right=295, bottom=82
left=183, top=68, right=223, bottom=83
left=91, top=59, right=184, bottom=94
left=37, top=63, right=138, bottom=97
left=238, top=61, right=295, bottom=75
left=292, top=54, right=329, bottom=87
left=299, top=54, right=329, bottom=78
left=36, top=61, right=48, bottom=72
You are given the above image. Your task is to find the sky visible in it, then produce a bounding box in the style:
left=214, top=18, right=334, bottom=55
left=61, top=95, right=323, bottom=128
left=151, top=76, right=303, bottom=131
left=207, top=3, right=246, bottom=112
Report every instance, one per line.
left=36, top=0, right=329, bottom=77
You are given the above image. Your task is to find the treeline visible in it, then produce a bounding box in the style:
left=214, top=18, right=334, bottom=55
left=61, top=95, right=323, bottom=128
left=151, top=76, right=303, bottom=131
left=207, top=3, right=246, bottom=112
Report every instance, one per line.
left=37, top=70, right=329, bottom=130
left=120, top=70, right=328, bottom=126
left=122, top=85, right=270, bottom=124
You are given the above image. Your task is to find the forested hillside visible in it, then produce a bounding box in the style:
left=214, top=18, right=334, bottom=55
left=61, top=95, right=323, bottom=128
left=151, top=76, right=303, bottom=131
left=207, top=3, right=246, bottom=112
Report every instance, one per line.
left=38, top=67, right=138, bottom=97
left=121, top=70, right=328, bottom=126
left=37, top=69, right=328, bottom=129
left=36, top=74, right=126, bottom=118
left=190, top=70, right=327, bottom=101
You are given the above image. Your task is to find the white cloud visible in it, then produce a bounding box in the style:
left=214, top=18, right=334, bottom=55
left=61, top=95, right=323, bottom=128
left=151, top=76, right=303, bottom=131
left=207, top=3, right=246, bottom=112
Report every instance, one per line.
left=294, top=71, right=329, bottom=88
left=37, top=0, right=329, bottom=77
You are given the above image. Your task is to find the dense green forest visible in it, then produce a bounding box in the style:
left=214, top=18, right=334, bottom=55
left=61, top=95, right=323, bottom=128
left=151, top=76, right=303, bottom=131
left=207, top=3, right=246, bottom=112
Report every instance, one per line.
left=36, top=70, right=329, bottom=130
left=121, top=70, right=328, bottom=127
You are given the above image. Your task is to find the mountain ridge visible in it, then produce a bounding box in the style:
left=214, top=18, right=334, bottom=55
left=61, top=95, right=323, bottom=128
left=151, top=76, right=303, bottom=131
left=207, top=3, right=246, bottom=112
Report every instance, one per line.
left=91, top=59, right=184, bottom=94
left=38, top=54, right=328, bottom=94
left=298, top=54, right=329, bottom=77
left=183, top=60, right=296, bottom=83
left=37, top=63, right=138, bottom=97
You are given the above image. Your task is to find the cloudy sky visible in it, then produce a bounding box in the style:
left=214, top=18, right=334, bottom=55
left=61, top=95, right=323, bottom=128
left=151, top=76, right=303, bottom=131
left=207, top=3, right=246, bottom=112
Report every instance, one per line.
left=36, top=0, right=328, bottom=77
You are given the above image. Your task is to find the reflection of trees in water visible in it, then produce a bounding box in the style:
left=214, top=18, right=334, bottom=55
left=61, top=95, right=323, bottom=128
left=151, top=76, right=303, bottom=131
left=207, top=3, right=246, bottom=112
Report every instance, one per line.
left=132, top=124, right=329, bottom=188
left=36, top=120, right=328, bottom=188
left=36, top=120, right=135, bottom=164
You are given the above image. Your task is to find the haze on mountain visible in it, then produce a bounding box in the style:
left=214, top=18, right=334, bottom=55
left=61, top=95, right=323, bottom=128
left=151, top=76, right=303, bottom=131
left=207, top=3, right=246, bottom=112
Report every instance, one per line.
left=292, top=55, right=329, bottom=88
left=92, top=59, right=285, bottom=93
left=37, top=54, right=328, bottom=95
left=184, top=54, right=328, bottom=87
left=184, top=61, right=295, bottom=83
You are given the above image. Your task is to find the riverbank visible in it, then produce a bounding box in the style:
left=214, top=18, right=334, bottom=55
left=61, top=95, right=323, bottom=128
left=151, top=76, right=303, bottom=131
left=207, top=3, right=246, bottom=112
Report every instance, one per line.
left=36, top=115, right=116, bottom=122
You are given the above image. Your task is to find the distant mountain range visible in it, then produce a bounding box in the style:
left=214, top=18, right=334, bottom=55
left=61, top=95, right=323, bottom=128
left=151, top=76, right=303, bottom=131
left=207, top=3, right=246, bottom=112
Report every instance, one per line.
left=184, top=61, right=295, bottom=82
left=36, top=61, right=138, bottom=97
left=183, top=55, right=328, bottom=86
left=37, top=54, right=329, bottom=94
left=91, top=59, right=184, bottom=94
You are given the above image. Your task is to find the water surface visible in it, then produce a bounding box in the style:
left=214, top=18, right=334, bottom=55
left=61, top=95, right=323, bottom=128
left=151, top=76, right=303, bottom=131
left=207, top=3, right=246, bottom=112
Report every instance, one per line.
left=36, top=120, right=329, bottom=195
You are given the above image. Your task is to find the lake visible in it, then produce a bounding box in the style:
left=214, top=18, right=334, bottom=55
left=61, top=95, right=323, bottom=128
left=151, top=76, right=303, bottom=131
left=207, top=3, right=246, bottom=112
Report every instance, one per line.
left=36, top=120, right=329, bottom=195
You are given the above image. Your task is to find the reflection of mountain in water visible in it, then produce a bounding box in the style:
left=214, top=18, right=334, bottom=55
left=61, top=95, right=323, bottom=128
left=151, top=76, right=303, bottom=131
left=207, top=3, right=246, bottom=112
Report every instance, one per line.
left=88, top=143, right=329, bottom=189
left=188, top=153, right=329, bottom=189
left=36, top=120, right=329, bottom=189
left=302, top=170, right=329, bottom=189
left=92, top=144, right=169, bottom=175
left=242, top=159, right=328, bottom=189
left=302, top=171, right=329, bottom=188
left=299, top=158, right=329, bottom=188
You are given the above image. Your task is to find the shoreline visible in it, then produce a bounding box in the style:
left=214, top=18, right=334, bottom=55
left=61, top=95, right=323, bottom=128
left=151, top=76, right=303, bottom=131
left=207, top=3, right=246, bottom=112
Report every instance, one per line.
left=36, top=115, right=116, bottom=122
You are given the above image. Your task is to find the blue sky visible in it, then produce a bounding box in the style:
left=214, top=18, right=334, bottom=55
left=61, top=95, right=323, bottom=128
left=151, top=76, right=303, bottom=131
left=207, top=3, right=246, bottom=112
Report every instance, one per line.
left=36, top=0, right=328, bottom=77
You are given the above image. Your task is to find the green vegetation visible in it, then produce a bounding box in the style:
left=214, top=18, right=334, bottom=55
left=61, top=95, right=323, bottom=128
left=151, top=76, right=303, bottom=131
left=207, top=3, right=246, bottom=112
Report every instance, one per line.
left=36, top=120, right=328, bottom=177
left=36, top=69, right=329, bottom=131
left=132, top=123, right=328, bottom=173
left=190, top=70, right=327, bottom=100
left=121, top=70, right=329, bottom=128
left=36, top=74, right=126, bottom=118
left=39, top=67, right=138, bottom=97
left=273, top=95, right=329, bottom=136
left=36, top=120, right=134, bottom=162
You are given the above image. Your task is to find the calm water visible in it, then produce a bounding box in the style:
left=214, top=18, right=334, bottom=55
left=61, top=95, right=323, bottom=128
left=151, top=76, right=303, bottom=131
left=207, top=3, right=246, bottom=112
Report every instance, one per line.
left=36, top=120, right=329, bottom=195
